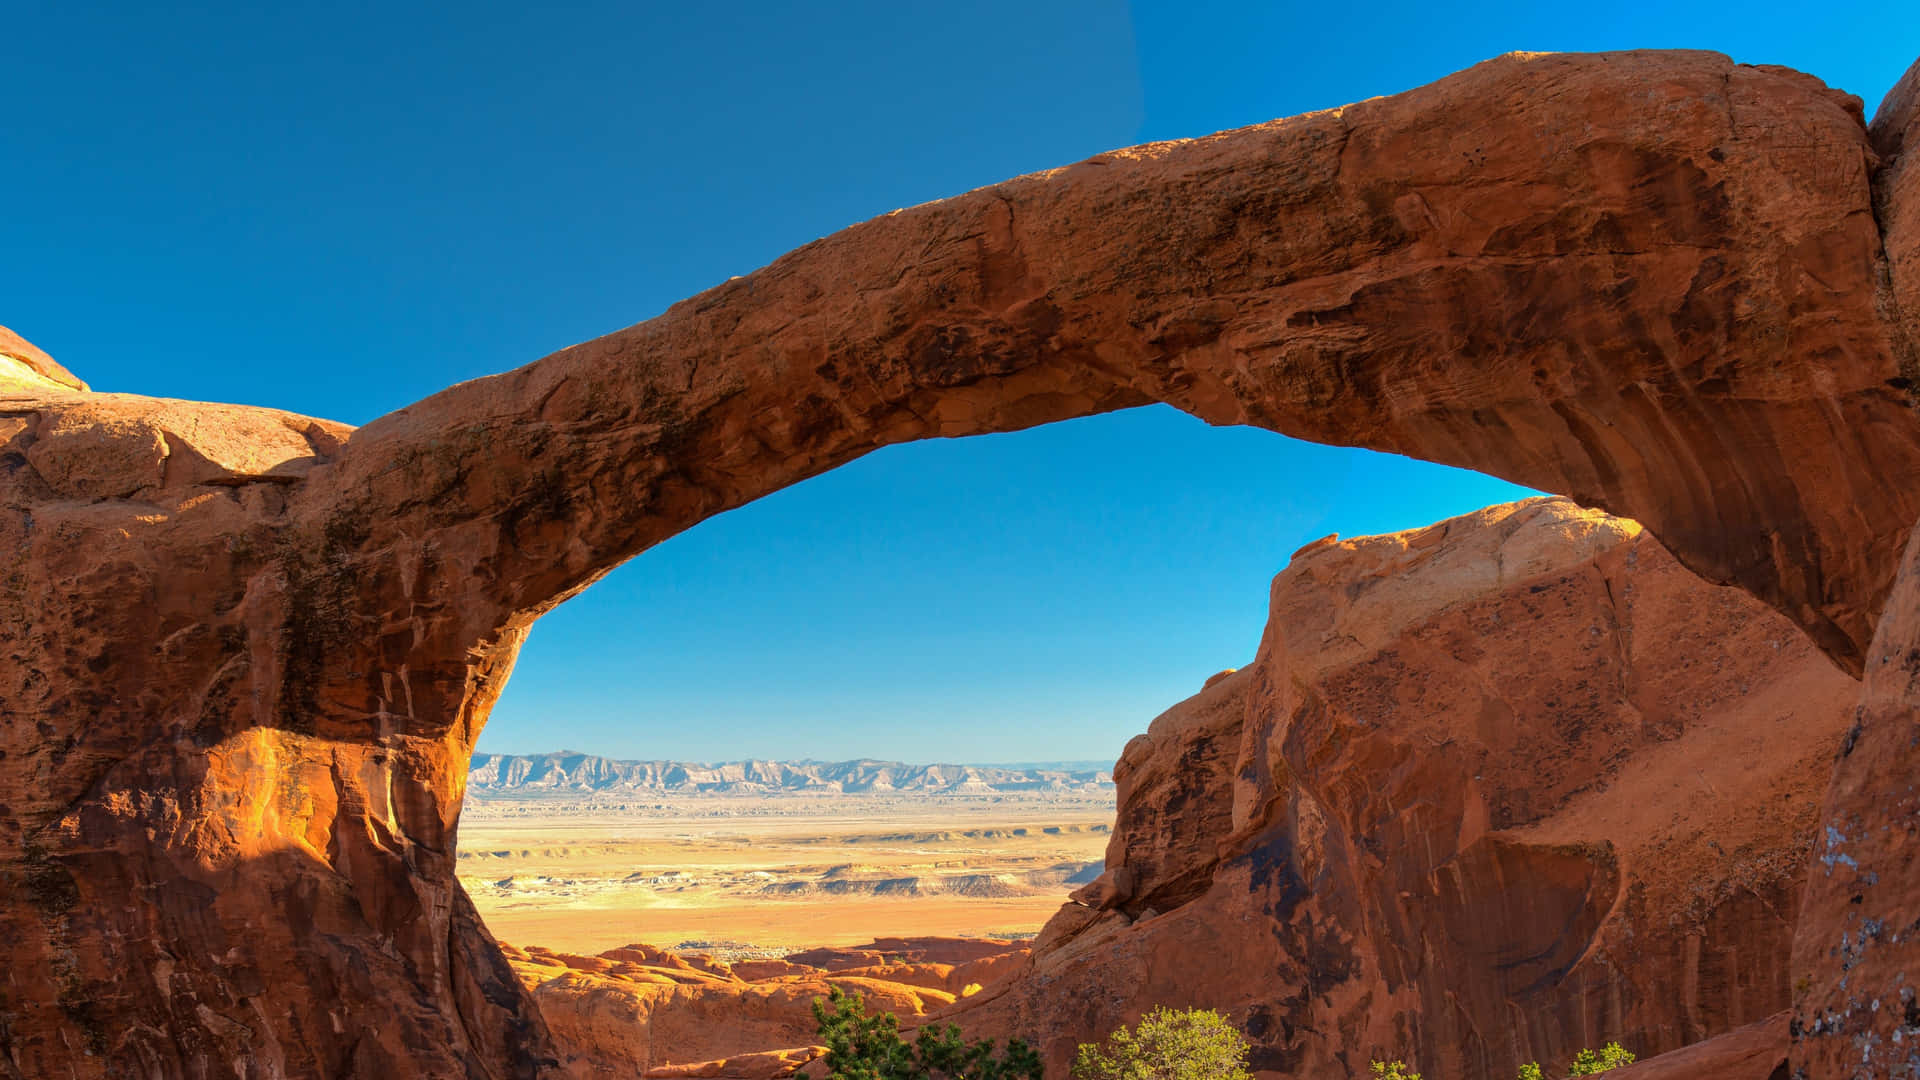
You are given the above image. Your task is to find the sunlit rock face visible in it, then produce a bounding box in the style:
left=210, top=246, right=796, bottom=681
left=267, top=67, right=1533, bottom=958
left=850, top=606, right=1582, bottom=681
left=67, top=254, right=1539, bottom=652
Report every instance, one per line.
left=3, top=45, right=1920, bottom=1080
left=944, top=498, right=1854, bottom=1079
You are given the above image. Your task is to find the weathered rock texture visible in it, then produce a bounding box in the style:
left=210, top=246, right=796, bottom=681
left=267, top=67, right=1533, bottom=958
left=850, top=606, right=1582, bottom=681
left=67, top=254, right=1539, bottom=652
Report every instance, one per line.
left=1877, top=57, right=1920, bottom=372
left=502, top=938, right=1026, bottom=1079
left=1781, top=56, right=1920, bottom=1079
left=942, top=498, right=1853, bottom=1079
left=3, top=45, right=1920, bottom=1080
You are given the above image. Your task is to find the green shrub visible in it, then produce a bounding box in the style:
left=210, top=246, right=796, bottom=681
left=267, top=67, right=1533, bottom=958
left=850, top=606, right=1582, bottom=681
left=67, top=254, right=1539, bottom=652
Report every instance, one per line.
left=1566, top=1043, right=1635, bottom=1075
left=1371, top=1062, right=1423, bottom=1080
left=811, top=987, right=1042, bottom=1080
left=1516, top=1041, right=1636, bottom=1079
left=1071, top=1006, right=1253, bottom=1080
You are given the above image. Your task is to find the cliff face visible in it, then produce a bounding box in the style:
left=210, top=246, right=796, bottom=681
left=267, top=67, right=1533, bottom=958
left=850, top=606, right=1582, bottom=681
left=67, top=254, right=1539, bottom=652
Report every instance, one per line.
left=2, top=46, right=1920, bottom=1080
left=948, top=499, right=1853, bottom=1079
left=1785, top=57, right=1920, bottom=1078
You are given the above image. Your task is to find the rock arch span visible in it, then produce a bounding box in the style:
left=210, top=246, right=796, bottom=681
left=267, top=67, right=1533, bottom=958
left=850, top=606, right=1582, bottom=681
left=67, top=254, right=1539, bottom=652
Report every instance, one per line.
left=1, top=48, right=1917, bottom=1078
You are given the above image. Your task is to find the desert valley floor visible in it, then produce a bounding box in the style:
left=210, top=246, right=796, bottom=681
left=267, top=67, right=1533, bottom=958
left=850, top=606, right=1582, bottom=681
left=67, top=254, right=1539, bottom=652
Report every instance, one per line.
left=458, top=792, right=1115, bottom=955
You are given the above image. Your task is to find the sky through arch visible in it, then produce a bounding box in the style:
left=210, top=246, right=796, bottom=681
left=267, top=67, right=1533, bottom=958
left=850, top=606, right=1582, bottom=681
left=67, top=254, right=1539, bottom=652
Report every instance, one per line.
left=483, top=413, right=1536, bottom=763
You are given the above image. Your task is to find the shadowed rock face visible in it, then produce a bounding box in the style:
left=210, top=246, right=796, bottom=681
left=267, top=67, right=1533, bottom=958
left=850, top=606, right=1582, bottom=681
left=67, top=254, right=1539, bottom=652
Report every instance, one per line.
left=2, top=47, right=1919, bottom=1079
left=1783, top=57, right=1920, bottom=1080
left=942, top=499, right=1853, bottom=1080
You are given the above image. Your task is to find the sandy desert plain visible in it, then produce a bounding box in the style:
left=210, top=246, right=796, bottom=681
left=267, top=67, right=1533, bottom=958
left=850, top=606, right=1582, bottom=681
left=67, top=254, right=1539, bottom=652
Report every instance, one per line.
left=458, top=791, right=1116, bottom=956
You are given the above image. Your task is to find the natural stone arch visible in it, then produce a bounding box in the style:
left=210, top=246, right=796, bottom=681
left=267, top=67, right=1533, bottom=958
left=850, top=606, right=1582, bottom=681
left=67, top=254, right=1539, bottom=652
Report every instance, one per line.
left=322, top=50, right=1913, bottom=702
left=3, top=48, right=1918, bottom=1079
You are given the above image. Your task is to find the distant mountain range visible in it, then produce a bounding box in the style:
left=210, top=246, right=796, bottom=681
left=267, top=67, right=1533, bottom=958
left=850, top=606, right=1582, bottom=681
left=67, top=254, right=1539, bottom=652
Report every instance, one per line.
left=970, top=760, right=1114, bottom=774
left=466, top=752, right=1115, bottom=797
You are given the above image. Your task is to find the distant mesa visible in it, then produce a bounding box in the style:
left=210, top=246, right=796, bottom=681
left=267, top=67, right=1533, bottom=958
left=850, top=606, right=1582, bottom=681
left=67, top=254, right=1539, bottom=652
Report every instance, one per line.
left=465, top=752, right=1116, bottom=797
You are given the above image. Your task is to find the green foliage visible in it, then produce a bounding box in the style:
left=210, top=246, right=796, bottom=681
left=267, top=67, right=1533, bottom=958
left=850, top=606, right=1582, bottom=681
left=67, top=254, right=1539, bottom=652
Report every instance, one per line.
left=812, top=987, right=1043, bottom=1080
left=1371, top=1062, right=1423, bottom=1080
left=1517, top=1041, right=1635, bottom=1079
left=1566, top=1043, right=1635, bottom=1075
left=1071, top=1007, right=1253, bottom=1080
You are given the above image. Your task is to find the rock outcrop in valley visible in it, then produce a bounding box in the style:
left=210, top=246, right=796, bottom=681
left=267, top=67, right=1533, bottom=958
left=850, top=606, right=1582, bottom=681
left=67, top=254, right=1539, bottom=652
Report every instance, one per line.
left=505, top=937, right=1028, bottom=1078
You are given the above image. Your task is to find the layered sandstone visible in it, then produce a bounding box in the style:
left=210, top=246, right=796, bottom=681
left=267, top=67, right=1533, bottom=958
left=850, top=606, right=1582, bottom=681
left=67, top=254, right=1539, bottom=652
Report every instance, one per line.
left=944, top=499, right=1853, bottom=1079
left=3, top=46, right=1920, bottom=1080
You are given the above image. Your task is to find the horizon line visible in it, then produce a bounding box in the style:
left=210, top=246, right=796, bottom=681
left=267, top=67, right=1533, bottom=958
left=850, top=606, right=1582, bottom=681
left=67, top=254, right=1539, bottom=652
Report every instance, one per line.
left=469, top=749, right=1117, bottom=771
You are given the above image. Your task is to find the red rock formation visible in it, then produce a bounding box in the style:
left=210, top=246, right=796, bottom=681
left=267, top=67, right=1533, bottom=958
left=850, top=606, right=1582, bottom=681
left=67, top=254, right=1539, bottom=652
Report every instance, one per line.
left=328, top=49, right=1919, bottom=675
left=1878, top=58, right=1920, bottom=372
left=944, top=499, right=1854, bottom=1079
left=500, top=939, right=1027, bottom=1078
left=1789, top=499, right=1920, bottom=1074
left=3, top=46, right=1920, bottom=1080
left=1782, top=57, right=1920, bottom=1080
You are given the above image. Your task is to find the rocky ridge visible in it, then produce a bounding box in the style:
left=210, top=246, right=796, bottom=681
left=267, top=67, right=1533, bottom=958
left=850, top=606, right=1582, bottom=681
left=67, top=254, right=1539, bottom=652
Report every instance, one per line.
left=466, top=754, right=1113, bottom=797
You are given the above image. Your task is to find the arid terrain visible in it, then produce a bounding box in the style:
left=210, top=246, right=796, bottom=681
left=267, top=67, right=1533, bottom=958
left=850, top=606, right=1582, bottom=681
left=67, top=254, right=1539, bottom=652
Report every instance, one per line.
left=460, top=789, right=1114, bottom=955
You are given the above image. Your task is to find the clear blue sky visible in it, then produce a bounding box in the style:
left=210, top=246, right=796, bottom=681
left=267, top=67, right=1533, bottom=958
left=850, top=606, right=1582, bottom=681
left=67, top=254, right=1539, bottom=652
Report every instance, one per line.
left=8, top=3, right=1910, bottom=763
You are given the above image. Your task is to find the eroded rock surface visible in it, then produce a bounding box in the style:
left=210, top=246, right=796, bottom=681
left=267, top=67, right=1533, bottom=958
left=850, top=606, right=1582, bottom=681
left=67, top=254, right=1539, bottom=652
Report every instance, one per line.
left=502, top=938, right=1027, bottom=1079
left=3, top=45, right=1920, bottom=1080
left=943, top=499, right=1854, bottom=1079
left=1780, top=57, right=1920, bottom=1079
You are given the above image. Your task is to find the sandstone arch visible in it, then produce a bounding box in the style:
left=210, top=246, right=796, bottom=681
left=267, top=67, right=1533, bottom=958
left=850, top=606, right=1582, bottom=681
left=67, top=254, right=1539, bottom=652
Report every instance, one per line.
left=3, top=48, right=1919, bottom=1079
